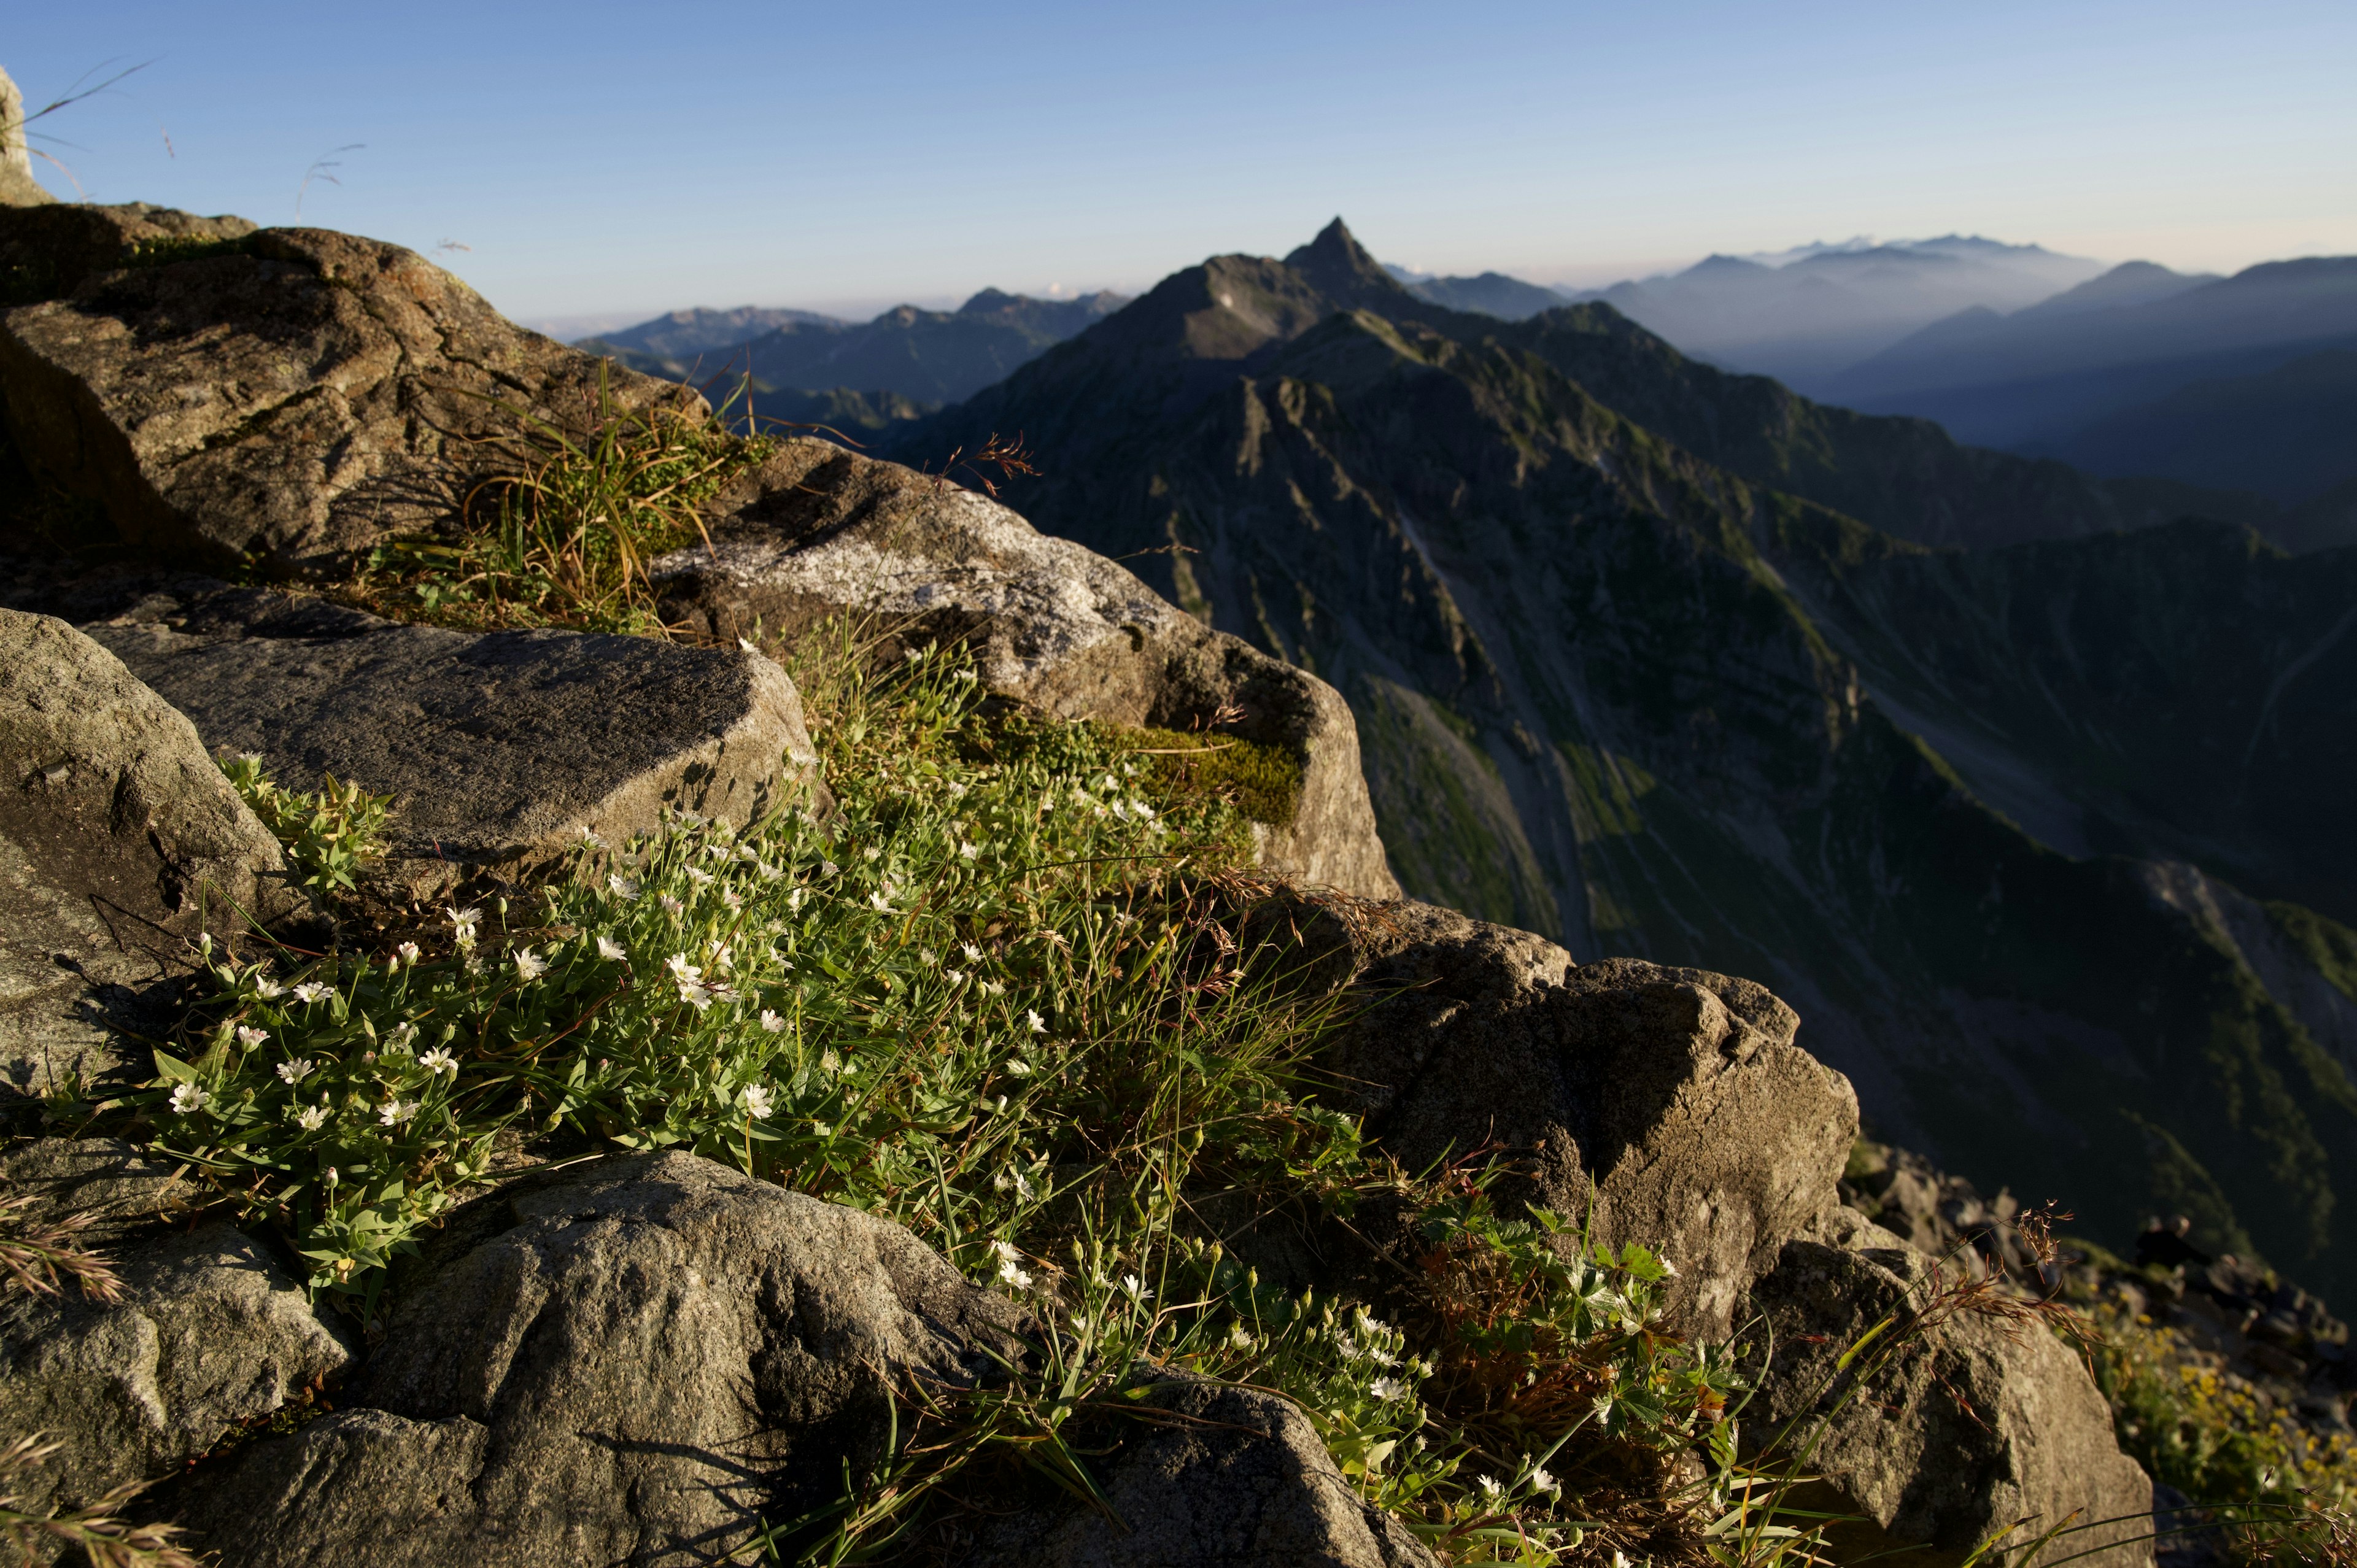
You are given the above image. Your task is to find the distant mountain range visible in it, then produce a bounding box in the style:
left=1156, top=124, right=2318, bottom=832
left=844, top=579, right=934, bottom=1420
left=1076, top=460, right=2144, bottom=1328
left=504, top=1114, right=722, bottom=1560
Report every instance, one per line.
left=886, top=219, right=2357, bottom=1305
left=576, top=288, right=1129, bottom=419
left=1565, top=236, right=2109, bottom=387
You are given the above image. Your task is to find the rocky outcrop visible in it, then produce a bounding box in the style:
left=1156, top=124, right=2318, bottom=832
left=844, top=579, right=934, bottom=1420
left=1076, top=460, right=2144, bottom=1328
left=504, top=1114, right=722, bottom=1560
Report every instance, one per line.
left=79, top=584, right=826, bottom=898
left=1320, top=901, right=1859, bottom=1338
left=654, top=438, right=1398, bottom=898
left=0, top=222, right=686, bottom=568
left=0, top=1221, right=357, bottom=1523
left=0, top=202, right=256, bottom=306
left=0, top=1137, right=196, bottom=1242
left=962, top=1376, right=1439, bottom=1567
left=0, top=68, right=48, bottom=209
left=174, top=1152, right=1022, bottom=1567
left=0, top=609, right=309, bottom=1096
left=1741, top=1207, right=2154, bottom=1568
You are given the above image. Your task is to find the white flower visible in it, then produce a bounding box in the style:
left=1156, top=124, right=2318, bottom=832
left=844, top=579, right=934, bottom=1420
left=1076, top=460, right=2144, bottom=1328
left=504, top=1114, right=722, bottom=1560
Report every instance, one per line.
left=943, top=968, right=966, bottom=986
left=1370, top=1376, right=1407, bottom=1401
left=1004, top=1057, right=1032, bottom=1076
left=708, top=944, right=733, bottom=973
left=579, top=825, right=605, bottom=848
left=988, top=1240, right=1032, bottom=1289
left=1129, top=798, right=1155, bottom=820
left=294, top=1105, right=328, bottom=1131
left=1025, top=1010, right=1046, bottom=1034
left=953, top=670, right=978, bottom=685
left=819, top=1049, right=843, bottom=1074
left=738, top=635, right=759, bottom=653
left=759, top=1009, right=787, bottom=1033
left=863, top=846, right=881, bottom=862
left=378, top=1098, right=419, bottom=1127
left=961, top=943, right=983, bottom=964
left=721, top=889, right=743, bottom=910
left=293, top=981, right=331, bottom=1005
left=596, top=935, right=627, bottom=962
left=236, top=1025, right=269, bottom=1049
left=867, top=892, right=894, bottom=913
left=786, top=886, right=808, bottom=912
left=444, top=905, right=481, bottom=944
left=983, top=979, right=1006, bottom=997
left=959, top=840, right=981, bottom=861
left=276, top=1057, right=314, bottom=1084
left=254, top=977, right=285, bottom=1000
left=169, top=1083, right=211, bottom=1115
left=684, top=867, right=715, bottom=888
left=1109, top=798, right=1132, bottom=821
left=740, top=1084, right=776, bottom=1119
left=608, top=873, right=640, bottom=900
left=659, top=894, right=685, bottom=917
left=1477, top=1475, right=1503, bottom=1500
left=1121, top=1274, right=1152, bottom=1302
left=420, top=1048, right=459, bottom=1077
left=389, top=1022, right=418, bottom=1049
left=818, top=860, right=840, bottom=879
left=322, top=1166, right=339, bottom=1189
left=395, top=940, right=422, bottom=966
left=512, top=948, right=548, bottom=981
left=665, top=954, right=703, bottom=986
left=1530, top=1466, right=1558, bottom=1494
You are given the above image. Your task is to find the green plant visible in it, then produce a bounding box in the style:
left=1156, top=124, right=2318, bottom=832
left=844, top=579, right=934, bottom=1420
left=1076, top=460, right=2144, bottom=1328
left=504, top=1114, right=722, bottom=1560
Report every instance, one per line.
left=1115, top=725, right=1304, bottom=827
left=218, top=754, right=393, bottom=895
left=345, top=369, right=769, bottom=635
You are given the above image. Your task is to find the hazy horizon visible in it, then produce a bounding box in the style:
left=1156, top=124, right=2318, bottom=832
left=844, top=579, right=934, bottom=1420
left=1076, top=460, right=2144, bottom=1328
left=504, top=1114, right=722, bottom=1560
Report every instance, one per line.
left=13, top=1, right=2352, bottom=325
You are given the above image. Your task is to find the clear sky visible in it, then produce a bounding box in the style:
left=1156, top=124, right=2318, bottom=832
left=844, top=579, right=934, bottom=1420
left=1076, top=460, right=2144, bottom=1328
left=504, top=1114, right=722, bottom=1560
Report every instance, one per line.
left=12, top=1, right=2354, bottom=330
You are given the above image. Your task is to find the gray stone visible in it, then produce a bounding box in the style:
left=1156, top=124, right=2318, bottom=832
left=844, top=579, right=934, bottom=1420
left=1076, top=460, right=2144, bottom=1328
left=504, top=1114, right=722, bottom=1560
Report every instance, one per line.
left=655, top=438, right=1399, bottom=898
left=1741, top=1207, right=2153, bottom=1568
left=0, top=1221, right=357, bottom=1520
left=0, top=225, right=687, bottom=569
left=177, top=1151, right=1023, bottom=1567
left=0, top=609, right=307, bottom=1096
left=0, top=1137, right=195, bottom=1242
left=963, top=1375, right=1439, bottom=1567
left=0, top=68, right=48, bottom=208
left=80, top=585, right=827, bottom=899
left=1323, top=902, right=1858, bottom=1337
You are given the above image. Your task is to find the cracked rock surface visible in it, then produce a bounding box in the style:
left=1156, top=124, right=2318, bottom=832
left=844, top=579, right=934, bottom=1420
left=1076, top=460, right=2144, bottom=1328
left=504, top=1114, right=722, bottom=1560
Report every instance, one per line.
left=0, top=222, right=685, bottom=569
left=79, top=583, right=828, bottom=898
left=657, top=438, right=1399, bottom=898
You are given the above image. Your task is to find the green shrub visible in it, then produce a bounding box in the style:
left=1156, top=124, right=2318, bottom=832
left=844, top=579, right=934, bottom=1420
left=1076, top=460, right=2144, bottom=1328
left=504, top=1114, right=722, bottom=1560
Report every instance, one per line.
left=1115, top=725, right=1304, bottom=827
left=218, top=754, right=394, bottom=895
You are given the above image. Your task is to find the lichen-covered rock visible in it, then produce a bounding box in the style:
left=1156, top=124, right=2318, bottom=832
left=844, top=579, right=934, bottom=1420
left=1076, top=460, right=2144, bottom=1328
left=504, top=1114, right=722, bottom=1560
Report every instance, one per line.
left=1323, top=902, right=1858, bottom=1337
left=654, top=438, right=1399, bottom=898
left=962, top=1376, right=1439, bottom=1567
left=1740, top=1207, right=2153, bottom=1568
left=0, top=1222, right=357, bottom=1521
left=0, top=609, right=308, bottom=1095
left=0, top=201, right=256, bottom=307
left=0, top=224, right=686, bottom=568
left=80, top=584, right=826, bottom=899
left=174, top=1152, right=1023, bottom=1567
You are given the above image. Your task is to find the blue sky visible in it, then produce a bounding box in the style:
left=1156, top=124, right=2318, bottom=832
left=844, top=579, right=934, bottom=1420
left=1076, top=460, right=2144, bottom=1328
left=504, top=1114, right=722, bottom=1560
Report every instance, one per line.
left=12, top=1, right=2354, bottom=328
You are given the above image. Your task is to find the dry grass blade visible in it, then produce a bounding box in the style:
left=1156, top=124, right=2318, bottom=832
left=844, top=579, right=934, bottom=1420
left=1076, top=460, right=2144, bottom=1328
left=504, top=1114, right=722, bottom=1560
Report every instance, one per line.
left=0, top=1435, right=207, bottom=1567
left=0, top=1194, right=123, bottom=1303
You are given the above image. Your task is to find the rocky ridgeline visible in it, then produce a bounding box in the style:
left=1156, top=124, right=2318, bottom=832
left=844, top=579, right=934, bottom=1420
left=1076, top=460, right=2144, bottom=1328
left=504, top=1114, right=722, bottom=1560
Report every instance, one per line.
left=0, top=185, right=2157, bottom=1564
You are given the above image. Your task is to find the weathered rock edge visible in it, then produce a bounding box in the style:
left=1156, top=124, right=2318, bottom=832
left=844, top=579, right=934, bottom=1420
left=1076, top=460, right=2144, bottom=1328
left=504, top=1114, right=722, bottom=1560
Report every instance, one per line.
left=655, top=437, right=1401, bottom=900
left=0, top=220, right=688, bottom=569
left=1742, top=1207, right=2154, bottom=1568
left=0, top=609, right=310, bottom=1095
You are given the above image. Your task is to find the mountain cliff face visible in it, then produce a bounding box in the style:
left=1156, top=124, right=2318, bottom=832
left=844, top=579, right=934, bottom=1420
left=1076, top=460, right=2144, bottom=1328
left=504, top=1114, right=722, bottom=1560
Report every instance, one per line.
left=896, top=220, right=2357, bottom=1302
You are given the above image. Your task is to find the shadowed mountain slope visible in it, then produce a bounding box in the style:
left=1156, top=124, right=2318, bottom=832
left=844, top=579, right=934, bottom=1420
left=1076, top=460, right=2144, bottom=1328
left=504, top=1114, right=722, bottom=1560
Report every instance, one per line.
left=892, top=220, right=2357, bottom=1302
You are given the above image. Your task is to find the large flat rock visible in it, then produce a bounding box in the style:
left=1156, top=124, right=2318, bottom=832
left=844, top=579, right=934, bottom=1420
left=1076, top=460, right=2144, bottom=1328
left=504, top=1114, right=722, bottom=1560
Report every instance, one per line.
left=657, top=438, right=1399, bottom=898
left=0, top=608, right=308, bottom=1096
left=0, top=222, right=686, bottom=569
left=80, top=586, right=826, bottom=897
